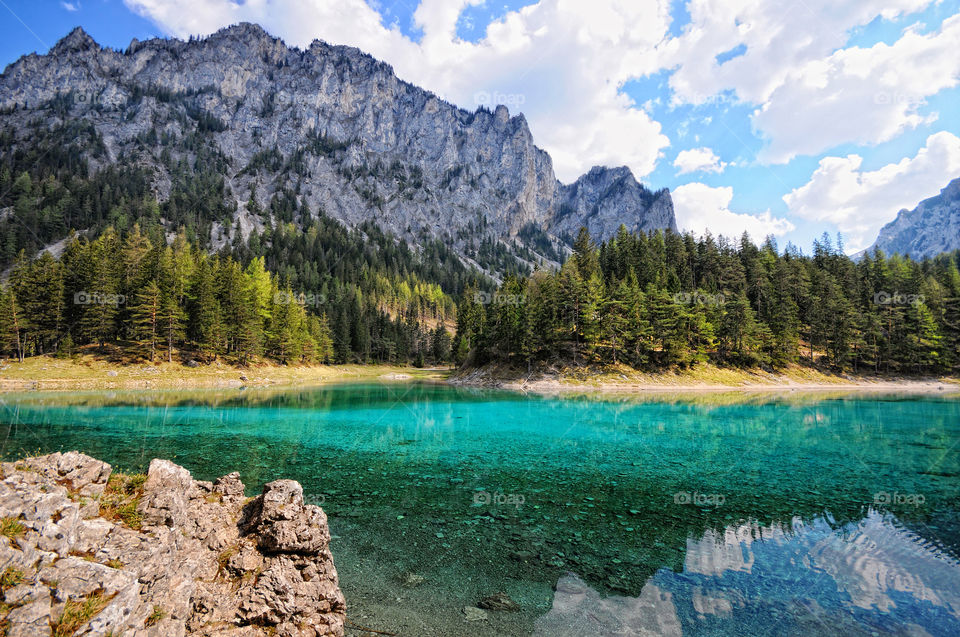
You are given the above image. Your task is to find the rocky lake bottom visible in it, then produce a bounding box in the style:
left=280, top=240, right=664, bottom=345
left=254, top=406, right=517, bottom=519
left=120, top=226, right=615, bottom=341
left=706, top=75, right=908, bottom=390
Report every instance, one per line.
left=1, top=383, right=958, bottom=636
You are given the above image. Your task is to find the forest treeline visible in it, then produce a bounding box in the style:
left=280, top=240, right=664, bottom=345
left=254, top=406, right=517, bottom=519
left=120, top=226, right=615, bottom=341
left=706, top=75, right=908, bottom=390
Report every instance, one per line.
left=453, top=228, right=960, bottom=375
left=0, top=222, right=457, bottom=366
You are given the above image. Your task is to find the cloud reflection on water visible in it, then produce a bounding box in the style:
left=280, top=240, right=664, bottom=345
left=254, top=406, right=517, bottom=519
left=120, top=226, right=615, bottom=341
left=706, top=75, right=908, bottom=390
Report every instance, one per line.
left=537, top=510, right=960, bottom=636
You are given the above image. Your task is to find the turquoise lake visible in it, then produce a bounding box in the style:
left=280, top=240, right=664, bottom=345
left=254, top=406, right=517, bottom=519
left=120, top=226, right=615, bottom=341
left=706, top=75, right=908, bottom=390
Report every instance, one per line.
left=1, top=383, right=959, bottom=636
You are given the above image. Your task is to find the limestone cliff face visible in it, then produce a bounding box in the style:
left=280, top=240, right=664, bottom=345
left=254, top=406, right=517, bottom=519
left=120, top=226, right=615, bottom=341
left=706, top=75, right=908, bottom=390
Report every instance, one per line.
left=0, top=451, right=345, bottom=637
left=0, top=24, right=675, bottom=266
left=867, top=178, right=960, bottom=259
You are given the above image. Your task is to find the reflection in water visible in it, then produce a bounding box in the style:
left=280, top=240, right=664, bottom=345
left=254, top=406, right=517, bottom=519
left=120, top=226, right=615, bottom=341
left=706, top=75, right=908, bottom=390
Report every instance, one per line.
left=536, top=511, right=960, bottom=636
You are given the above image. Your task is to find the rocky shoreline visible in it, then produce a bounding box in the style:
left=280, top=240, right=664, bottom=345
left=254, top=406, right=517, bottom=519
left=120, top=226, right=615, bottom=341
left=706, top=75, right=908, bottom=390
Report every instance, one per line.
left=0, top=452, right=346, bottom=636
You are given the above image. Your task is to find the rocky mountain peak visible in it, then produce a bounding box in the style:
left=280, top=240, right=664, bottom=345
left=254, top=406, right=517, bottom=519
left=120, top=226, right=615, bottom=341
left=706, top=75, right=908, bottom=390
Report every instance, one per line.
left=866, top=177, right=960, bottom=259
left=941, top=176, right=960, bottom=199
left=50, top=26, right=99, bottom=55
left=0, top=24, right=677, bottom=275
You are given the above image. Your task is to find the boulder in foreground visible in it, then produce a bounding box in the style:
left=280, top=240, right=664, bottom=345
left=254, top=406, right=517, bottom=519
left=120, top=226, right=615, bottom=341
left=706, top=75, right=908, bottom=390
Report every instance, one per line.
left=0, top=451, right=346, bottom=636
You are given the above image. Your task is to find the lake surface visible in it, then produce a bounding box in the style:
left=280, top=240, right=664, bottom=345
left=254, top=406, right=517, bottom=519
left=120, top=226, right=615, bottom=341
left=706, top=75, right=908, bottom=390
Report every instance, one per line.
left=1, top=383, right=959, bottom=636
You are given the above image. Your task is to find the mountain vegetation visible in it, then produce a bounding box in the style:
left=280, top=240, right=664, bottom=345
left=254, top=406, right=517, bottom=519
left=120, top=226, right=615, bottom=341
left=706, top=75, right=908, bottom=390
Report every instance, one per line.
left=0, top=216, right=464, bottom=367
left=457, top=227, right=960, bottom=375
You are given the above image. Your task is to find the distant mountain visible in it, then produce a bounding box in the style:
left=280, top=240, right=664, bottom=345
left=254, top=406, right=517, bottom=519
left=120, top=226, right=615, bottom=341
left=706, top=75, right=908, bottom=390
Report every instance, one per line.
left=0, top=23, right=675, bottom=275
left=867, top=178, right=960, bottom=259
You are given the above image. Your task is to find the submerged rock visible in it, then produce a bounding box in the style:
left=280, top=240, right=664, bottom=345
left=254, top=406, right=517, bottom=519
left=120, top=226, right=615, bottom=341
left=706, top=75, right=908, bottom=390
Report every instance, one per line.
left=0, top=452, right=346, bottom=636
left=462, top=605, right=488, bottom=621
left=478, top=591, right=520, bottom=611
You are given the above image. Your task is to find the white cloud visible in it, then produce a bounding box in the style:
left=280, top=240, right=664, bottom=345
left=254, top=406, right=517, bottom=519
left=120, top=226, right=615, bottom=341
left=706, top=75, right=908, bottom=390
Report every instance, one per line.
left=663, top=0, right=932, bottom=104
left=122, top=0, right=673, bottom=182
left=754, top=15, right=960, bottom=162
left=673, top=182, right=794, bottom=240
left=783, top=131, right=960, bottom=252
left=61, top=1, right=79, bottom=11
left=673, top=147, right=726, bottom=175
left=659, top=0, right=960, bottom=162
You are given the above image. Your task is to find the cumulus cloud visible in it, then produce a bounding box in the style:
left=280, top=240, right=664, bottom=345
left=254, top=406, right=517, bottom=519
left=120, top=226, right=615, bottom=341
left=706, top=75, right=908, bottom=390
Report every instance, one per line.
left=783, top=131, right=960, bottom=252
left=659, top=0, right=960, bottom=162
left=754, top=15, right=960, bottom=162
left=662, top=0, right=931, bottom=106
left=673, top=182, right=794, bottom=241
left=122, top=0, right=673, bottom=182
left=673, top=147, right=726, bottom=175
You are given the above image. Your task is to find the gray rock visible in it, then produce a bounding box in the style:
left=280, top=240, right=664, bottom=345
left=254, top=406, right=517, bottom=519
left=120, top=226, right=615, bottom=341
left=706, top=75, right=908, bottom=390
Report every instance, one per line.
left=0, top=452, right=345, bottom=637
left=462, top=606, right=488, bottom=621
left=242, top=480, right=330, bottom=555
left=73, top=518, right=114, bottom=554
left=5, top=585, right=52, bottom=637
left=40, top=556, right=138, bottom=602
left=138, top=458, right=197, bottom=528
left=213, top=472, right=245, bottom=497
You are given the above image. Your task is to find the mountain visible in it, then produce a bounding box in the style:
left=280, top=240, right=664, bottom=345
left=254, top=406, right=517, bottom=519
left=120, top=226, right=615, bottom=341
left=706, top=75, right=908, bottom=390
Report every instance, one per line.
left=867, top=178, right=960, bottom=259
left=0, top=24, right=675, bottom=274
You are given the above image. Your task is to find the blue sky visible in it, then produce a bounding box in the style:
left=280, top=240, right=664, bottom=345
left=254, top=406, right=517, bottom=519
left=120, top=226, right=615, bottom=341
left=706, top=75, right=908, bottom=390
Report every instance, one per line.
left=3, top=0, right=960, bottom=254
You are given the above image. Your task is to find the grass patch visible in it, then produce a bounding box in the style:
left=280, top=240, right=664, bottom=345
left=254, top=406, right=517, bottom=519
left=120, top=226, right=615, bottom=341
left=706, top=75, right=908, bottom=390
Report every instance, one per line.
left=0, top=567, right=23, bottom=593
left=52, top=590, right=113, bottom=637
left=144, top=605, right=166, bottom=627
left=0, top=517, right=26, bottom=540
left=105, top=559, right=124, bottom=570
left=68, top=551, right=97, bottom=562
left=98, top=472, right=147, bottom=530
left=0, top=352, right=451, bottom=392
left=216, top=548, right=235, bottom=577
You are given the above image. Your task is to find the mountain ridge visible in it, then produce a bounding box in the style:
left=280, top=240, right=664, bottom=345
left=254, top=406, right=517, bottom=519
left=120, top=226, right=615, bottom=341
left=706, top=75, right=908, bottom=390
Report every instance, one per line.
left=866, top=177, right=960, bottom=259
left=0, top=23, right=676, bottom=274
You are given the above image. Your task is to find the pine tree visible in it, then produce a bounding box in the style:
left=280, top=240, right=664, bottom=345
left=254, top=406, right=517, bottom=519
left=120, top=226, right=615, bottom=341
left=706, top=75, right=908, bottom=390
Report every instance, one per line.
left=718, top=293, right=762, bottom=366
left=310, top=314, right=335, bottom=364
left=132, top=280, right=161, bottom=361
left=80, top=228, right=121, bottom=349
left=602, top=279, right=630, bottom=364
left=0, top=287, right=25, bottom=361
left=191, top=255, right=223, bottom=360
left=580, top=273, right=605, bottom=361
left=430, top=324, right=452, bottom=364
left=572, top=227, right=600, bottom=280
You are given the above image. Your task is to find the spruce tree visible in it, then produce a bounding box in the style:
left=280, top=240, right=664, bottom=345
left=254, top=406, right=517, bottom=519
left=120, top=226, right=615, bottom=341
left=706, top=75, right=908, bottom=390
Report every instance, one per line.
left=132, top=280, right=161, bottom=361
